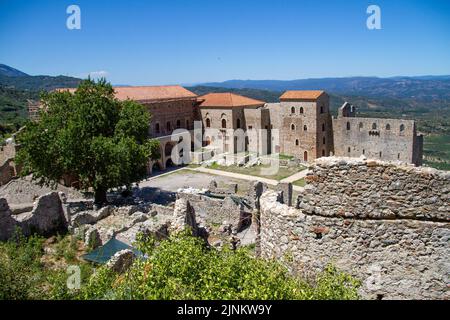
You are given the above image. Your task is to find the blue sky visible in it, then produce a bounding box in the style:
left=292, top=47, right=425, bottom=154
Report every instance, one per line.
left=0, top=0, right=449, bottom=85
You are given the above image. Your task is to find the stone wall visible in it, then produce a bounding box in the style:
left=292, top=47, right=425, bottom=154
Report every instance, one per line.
left=332, top=103, right=423, bottom=166
left=177, top=191, right=252, bottom=232
left=260, top=157, right=449, bottom=299
left=145, top=98, right=197, bottom=137
left=0, top=141, right=20, bottom=186
left=0, top=192, right=68, bottom=240
left=278, top=93, right=333, bottom=161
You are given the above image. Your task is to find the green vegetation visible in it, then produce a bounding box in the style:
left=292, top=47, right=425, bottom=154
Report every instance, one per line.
left=0, top=86, right=36, bottom=139
left=0, top=69, right=81, bottom=139
left=0, top=231, right=360, bottom=300
left=15, top=79, right=161, bottom=204
left=208, top=162, right=306, bottom=181
left=292, top=178, right=306, bottom=187
left=279, top=154, right=294, bottom=160
left=423, top=135, right=450, bottom=170
left=67, top=231, right=359, bottom=300
left=0, top=74, right=81, bottom=92
left=0, top=231, right=93, bottom=300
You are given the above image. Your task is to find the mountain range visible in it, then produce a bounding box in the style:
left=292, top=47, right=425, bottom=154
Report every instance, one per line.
left=0, top=63, right=449, bottom=131
left=0, top=64, right=81, bottom=91
left=200, top=76, right=450, bottom=103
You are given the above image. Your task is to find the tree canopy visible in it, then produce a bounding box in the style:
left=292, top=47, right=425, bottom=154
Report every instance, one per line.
left=16, top=78, right=160, bottom=204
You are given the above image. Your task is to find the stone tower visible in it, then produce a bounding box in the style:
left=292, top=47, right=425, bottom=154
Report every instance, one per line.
left=279, top=90, right=333, bottom=162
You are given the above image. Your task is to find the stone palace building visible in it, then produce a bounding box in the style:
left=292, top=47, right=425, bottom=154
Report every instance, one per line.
left=28, top=85, right=423, bottom=173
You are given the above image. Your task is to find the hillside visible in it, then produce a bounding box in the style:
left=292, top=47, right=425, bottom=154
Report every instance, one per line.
left=202, top=76, right=450, bottom=106
left=0, top=64, right=29, bottom=77
left=0, top=64, right=82, bottom=137
left=0, top=74, right=81, bottom=92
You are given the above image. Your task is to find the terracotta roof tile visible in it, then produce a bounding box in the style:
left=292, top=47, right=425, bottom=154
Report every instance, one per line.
left=279, top=90, right=325, bottom=101
left=56, top=85, right=197, bottom=101
left=198, top=93, right=265, bottom=108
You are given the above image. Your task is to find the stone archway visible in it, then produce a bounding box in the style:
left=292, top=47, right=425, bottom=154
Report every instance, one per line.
left=165, top=142, right=175, bottom=157
left=166, top=158, right=174, bottom=168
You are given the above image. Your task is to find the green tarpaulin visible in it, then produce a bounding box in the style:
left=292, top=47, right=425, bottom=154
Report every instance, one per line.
left=82, top=237, right=143, bottom=264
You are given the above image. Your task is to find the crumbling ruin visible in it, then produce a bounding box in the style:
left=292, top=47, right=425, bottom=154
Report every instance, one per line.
left=259, top=157, right=450, bottom=299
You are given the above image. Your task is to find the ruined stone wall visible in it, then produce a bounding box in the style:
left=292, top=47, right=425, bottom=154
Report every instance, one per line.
left=177, top=192, right=252, bottom=232
left=332, top=114, right=422, bottom=166
left=260, top=157, right=450, bottom=299
left=0, top=142, right=19, bottom=186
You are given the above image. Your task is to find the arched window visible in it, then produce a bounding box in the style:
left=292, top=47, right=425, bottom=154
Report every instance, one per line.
left=400, top=124, right=405, bottom=132
left=291, top=124, right=295, bottom=131
left=291, top=107, right=295, bottom=114
left=303, top=125, right=307, bottom=131
left=300, top=107, right=304, bottom=114
left=346, top=122, right=351, bottom=130
left=176, top=119, right=181, bottom=128
left=322, top=149, right=325, bottom=156
left=323, top=137, right=326, bottom=145
left=237, top=118, right=241, bottom=129
left=379, top=151, right=382, bottom=158
left=386, top=124, right=391, bottom=130
left=362, top=149, right=365, bottom=155
left=348, top=147, right=351, bottom=153
left=222, top=119, right=227, bottom=128
left=166, top=121, right=171, bottom=132
left=206, top=118, right=211, bottom=128
left=372, top=123, right=377, bottom=130
left=295, top=139, right=299, bottom=146
left=155, top=123, right=160, bottom=134
left=322, top=123, right=325, bottom=132
left=320, top=106, right=324, bottom=114
left=303, top=151, right=308, bottom=162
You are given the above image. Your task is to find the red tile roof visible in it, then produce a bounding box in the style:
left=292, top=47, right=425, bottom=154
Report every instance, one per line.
left=280, top=90, right=325, bottom=101
left=56, top=85, right=197, bottom=101
left=198, top=93, right=265, bottom=108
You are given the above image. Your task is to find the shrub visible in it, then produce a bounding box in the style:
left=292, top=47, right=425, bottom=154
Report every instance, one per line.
left=0, top=232, right=46, bottom=299
left=79, top=231, right=360, bottom=300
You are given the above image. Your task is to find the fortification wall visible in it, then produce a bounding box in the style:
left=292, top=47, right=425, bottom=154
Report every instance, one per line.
left=332, top=116, right=422, bottom=165
left=260, top=157, right=450, bottom=299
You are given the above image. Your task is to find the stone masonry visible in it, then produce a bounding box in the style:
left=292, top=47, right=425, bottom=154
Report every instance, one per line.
left=260, top=157, right=449, bottom=299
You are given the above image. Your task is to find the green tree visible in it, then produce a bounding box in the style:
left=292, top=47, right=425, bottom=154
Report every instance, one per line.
left=16, top=78, right=160, bottom=204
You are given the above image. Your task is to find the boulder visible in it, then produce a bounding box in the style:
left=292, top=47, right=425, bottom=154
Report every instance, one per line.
left=71, top=205, right=112, bottom=227
left=106, top=249, right=135, bottom=273
left=84, top=226, right=101, bottom=249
